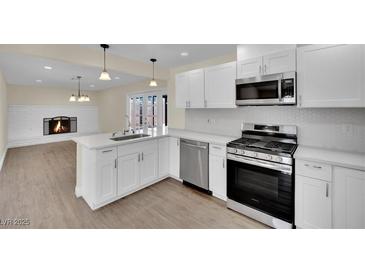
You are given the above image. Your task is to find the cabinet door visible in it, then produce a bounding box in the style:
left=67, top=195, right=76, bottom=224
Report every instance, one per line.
left=205, top=62, right=237, bottom=108
left=175, top=72, right=190, bottom=108
left=263, top=49, right=296, bottom=75
left=209, top=154, right=227, bottom=201
left=333, top=167, right=365, bottom=228
left=297, top=44, right=365, bottom=107
left=117, top=152, right=140, bottom=196
left=140, top=141, right=159, bottom=185
left=295, top=175, right=332, bottom=228
left=158, top=137, right=169, bottom=178
left=95, top=148, right=117, bottom=205
left=237, top=57, right=262, bottom=78
left=188, top=69, right=205, bottom=108
left=169, top=137, right=180, bottom=179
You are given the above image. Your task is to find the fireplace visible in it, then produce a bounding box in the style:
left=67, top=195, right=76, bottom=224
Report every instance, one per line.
left=43, top=116, right=77, bottom=135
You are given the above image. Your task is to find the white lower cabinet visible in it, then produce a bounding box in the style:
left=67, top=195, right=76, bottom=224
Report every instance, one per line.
left=117, top=152, right=140, bottom=196
left=169, top=137, right=180, bottom=179
left=209, top=154, right=227, bottom=201
left=140, top=141, right=159, bottom=186
left=95, top=147, right=118, bottom=206
left=295, top=158, right=365, bottom=229
left=295, top=175, right=332, bottom=228
left=333, top=167, right=365, bottom=228
left=158, top=137, right=169, bottom=178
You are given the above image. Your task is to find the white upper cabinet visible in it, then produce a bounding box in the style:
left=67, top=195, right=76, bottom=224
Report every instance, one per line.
left=297, top=44, right=365, bottom=108
left=263, top=49, right=296, bottom=75
left=188, top=69, right=205, bottom=108
left=175, top=72, right=190, bottom=108
left=175, top=62, right=236, bottom=109
left=237, top=49, right=296, bottom=79
left=333, top=167, right=365, bottom=228
left=237, top=57, right=262, bottom=78
left=175, top=69, right=204, bottom=108
left=204, top=61, right=236, bottom=108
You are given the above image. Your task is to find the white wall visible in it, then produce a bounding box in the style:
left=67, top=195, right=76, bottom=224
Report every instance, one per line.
left=185, top=107, right=365, bottom=153
left=0, top=70, right=7, bottom=170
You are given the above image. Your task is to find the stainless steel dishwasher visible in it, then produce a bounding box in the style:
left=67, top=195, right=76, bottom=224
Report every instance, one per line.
left=180, top=138, right=209, bottom=190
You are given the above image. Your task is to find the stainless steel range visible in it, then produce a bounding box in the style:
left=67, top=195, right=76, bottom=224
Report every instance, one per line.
left=226, top=123, right=298, bottom=229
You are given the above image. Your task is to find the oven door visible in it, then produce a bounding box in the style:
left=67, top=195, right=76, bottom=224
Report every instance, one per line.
left=227, top=155, right=294, bottom=223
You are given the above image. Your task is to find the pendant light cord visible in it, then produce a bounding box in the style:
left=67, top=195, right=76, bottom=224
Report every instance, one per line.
left=152, top=61, right=155, bottom=80
left=78, top=77, right=81, bottom=97
left=104, top=48, right=106, bottom=70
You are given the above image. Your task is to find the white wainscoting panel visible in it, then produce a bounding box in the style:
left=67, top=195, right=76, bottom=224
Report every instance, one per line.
left=8, top=105, right=100, bottom=148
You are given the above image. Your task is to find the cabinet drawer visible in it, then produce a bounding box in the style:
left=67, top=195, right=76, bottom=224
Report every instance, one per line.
left=209, top=144, right=226, bottom=157
left=97, top=147, right=117, bottom=161
left=296, top=159, right=332, bottom=182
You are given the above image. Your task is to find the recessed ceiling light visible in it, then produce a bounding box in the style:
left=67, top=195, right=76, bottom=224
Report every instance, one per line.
left=114, top=76, right=120, bottom=80
left=35, top=79, right=42, bottom=83
left=89, top=84, right=95, bottom=88
left=180, top=52, right=189, bottom=57
left=44, top=66, right=53, bottom=70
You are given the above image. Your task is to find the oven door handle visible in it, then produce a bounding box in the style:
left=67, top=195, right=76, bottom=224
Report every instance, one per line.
left=227, top=154, right=292, bottom=175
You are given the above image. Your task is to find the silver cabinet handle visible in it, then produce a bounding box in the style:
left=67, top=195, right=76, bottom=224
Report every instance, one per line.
left=326, top=183, right=329, bottom=197
left=115, top=159, right=117, bottom=169
left=102, top=149, right=113, bottom=153
left=264, top=64, right=267, bottom=74
left=141, top=152, right=144, bottom=161
left=138, top=153, right=140, bottom=162
left=299, top=95, right=302, bottom=107
left=177, top=139, right=179, bottom=146
left=204, top=100, right=207, bottom=108
left=304, top=163, right=322, bottom=169
left=259, top=65, right=262, bottom=74
left=222, top=159, right=225, bottom=168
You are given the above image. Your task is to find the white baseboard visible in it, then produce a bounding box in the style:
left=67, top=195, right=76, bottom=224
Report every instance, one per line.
left=7, top=132, right=100, bottom=148
left=0, top=146, right=8, bottom=172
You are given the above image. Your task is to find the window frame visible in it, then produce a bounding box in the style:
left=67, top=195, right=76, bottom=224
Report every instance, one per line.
left=126, top=90, right=167, bottom=130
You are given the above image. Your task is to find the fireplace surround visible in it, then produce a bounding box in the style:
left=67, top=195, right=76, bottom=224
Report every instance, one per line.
left=43, top=116, right=77, bottom=135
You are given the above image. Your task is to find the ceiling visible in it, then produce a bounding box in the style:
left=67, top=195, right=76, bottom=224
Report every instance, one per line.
left=0, top=53, right=146, bottom=91
left=83, top=44, right=237, bottom=68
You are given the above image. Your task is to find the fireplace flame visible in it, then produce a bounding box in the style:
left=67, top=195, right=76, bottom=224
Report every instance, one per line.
left=54, top=120, right=62, bottom=133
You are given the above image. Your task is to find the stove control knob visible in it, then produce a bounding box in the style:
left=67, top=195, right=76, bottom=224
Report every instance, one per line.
left=276, top=157, right=283, bottom=163
left=254, top=152, right=258, bottom=158
left=241, top=150, right=245, bottom=155
left=267, top=155, right=273, bottom=161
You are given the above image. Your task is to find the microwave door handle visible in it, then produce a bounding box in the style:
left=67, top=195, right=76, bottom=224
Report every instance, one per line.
left=278, top=78, right=282, bottom=102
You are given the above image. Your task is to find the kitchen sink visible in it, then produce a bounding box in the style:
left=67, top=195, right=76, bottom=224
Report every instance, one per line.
left=110, top=134, right=150, bottom=141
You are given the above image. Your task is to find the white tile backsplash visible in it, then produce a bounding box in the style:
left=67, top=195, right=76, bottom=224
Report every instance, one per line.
left=185, top=106, right=365, bottom=153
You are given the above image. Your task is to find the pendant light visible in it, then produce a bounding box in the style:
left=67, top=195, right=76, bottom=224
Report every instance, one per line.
left=149, top=58, right=158, bottom=87
left=99, top=44, right=111, bottom=81
left=69, top=76, right=90, bottom=102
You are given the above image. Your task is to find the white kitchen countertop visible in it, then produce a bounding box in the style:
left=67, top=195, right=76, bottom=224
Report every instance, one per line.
left=294, top=145, right=365, bottom=171
left=72, top=127, right=236, bottom=150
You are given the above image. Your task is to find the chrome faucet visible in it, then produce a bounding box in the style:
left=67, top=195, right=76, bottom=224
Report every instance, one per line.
left=112, top=115, right=135, bottom=137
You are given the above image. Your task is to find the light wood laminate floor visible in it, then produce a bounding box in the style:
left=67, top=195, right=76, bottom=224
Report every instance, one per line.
left=0, top=141, right=267, bottom=229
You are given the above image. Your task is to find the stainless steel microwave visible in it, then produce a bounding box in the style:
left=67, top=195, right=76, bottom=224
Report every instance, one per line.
left=236, top=71, right=296, bottom=106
